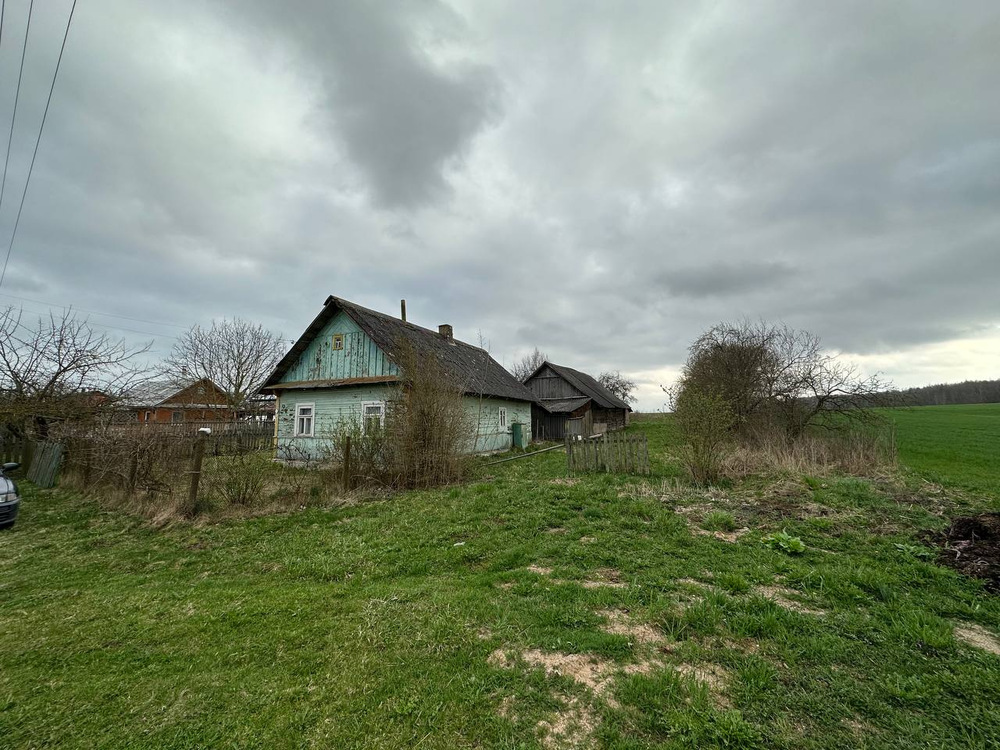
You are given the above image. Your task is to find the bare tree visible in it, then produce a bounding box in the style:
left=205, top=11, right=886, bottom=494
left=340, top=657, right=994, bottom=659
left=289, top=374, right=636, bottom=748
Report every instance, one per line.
left=672, top=320, right=890, bottom=439
left=165, top=318, right=286, bottom=410
left=598, top=370, right=637, bottom=405
left=509, top=347, right=548, bottom=382
left=0, top=307, right=151, bottom=437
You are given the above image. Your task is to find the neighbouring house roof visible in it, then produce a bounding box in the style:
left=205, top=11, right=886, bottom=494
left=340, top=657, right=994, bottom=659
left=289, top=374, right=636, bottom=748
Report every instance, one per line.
left=536, top=397, right=592, bottom=414
left=526, top=362, right=632, bottom=411
left=263, top=296, right=537, bottom=403
left=125, top=378, right=230, bottom=409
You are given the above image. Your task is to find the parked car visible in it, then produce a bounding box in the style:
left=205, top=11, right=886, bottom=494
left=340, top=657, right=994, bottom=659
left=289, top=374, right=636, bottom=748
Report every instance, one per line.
left=0, top=462, right=20, bottom=530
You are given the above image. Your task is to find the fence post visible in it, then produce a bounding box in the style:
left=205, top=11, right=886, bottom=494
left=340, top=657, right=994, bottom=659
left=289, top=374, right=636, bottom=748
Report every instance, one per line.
left=342, top=435, right=352, bottom=492
left=186, top=428, right=210, bottom=516
left=127, top=453, right=139, bottom=496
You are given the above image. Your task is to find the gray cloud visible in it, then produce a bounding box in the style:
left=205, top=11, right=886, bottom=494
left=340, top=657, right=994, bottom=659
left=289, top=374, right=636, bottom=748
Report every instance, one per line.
left=0, top=0, right=997, bottom=408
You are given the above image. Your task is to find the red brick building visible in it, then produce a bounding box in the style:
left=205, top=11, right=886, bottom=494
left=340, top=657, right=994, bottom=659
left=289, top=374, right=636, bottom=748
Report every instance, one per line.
left=128, top=379, right=233, bottom=423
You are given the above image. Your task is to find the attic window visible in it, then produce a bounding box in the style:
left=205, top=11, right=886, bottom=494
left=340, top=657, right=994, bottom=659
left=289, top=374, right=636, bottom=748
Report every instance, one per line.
left=332, top=334, right=344, bottom=350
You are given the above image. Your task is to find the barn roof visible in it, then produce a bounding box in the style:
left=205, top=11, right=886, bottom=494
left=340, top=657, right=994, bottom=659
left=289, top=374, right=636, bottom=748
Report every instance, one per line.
left=526, top=361, right=632, bottom=411
left=536, top=396, right=591, bottom=414
left=263, top=296, right=536, bottom=403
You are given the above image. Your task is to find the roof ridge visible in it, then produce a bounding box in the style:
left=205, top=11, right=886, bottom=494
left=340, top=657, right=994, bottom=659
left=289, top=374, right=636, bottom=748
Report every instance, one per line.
left=330, top=296, right=488, bottom=353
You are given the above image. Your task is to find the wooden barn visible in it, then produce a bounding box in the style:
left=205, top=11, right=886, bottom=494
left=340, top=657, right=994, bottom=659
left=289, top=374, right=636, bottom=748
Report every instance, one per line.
left=523, top=362, right=632, bottom=440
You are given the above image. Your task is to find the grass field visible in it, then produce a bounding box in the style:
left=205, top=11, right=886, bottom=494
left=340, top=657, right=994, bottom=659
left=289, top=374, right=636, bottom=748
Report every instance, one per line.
left=2, top=410, right=1000, bottom=748
left=887, top=403, right=1000, bottom=503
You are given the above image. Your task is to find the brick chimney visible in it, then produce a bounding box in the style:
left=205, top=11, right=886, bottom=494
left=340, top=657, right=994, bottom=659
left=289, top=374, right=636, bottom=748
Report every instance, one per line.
left=438, top=324, right=453, bottom=341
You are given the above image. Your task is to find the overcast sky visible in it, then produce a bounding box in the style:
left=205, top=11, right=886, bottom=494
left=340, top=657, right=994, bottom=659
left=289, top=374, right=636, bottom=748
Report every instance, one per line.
left=0, top=0, right=997, bottom=410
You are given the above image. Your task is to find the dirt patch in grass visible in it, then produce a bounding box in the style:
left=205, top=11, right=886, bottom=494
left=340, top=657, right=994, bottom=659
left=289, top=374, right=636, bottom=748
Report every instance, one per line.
left=581, top=568, right=627, bottom=589
left=537, top=696, right=596, bottom=749
left=754, top=585, right=827, bottom=616
left=690, top=526, right=751, bottom=543
left=544, top=526, right=568, bottom=534
left=954, top=622, right=1000, bottom=655
left=599, top=609, right=664, bottom=644
left=550, top=478, right=580, bottom=486
left=931, top=513, right=1000, bottom=592
left=528, top=565, right=554, bottom=575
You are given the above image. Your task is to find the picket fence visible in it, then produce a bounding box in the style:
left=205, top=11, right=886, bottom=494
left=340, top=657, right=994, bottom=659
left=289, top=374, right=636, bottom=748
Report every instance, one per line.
left=565, top=432, right=650, bottom=475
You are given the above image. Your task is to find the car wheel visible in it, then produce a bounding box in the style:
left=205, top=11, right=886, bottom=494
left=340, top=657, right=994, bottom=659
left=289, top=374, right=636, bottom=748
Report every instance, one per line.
left=0, top=521, right=14, bottom=530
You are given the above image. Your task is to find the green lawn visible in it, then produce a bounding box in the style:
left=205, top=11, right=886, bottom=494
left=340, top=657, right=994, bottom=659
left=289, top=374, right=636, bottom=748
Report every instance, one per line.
left=887, top=403, right=1000, bottom=503
left=2, top=414, right=1000, bottom=748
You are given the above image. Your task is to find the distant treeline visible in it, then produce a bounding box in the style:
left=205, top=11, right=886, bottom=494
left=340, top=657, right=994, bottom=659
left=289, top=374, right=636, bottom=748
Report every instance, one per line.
left=884, top=379, right=1000, bottom=407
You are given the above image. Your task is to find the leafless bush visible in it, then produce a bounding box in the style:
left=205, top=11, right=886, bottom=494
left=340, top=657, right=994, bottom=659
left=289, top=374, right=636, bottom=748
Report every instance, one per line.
left=204, top=450, right=271, bottom=506
left=675, top=319, right=892, bottom=440
left=667, top=384, right=734, bottom=486
left=319, top=343, right=474, bottom=490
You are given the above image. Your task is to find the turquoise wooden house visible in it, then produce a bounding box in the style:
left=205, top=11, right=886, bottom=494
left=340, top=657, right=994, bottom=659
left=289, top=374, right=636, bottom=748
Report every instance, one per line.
left=261, top=296, right=536, bottom=461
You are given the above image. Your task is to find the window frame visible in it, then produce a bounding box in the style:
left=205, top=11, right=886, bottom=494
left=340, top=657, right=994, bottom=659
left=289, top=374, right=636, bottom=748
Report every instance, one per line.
left=171, top=411, right=183, bottom=423
left=498, top=406, right=508, bottom=430
left=361, top=400, right=386, bottom=434
left=332, top=333, right=345, bottom=351
left=294, top=402, right=315, bottom=438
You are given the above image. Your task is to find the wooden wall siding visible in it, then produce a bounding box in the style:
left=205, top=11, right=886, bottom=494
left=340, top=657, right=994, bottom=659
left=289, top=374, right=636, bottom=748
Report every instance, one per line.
left=275, top=384, right=394, bottom=461
left=275, top=389, right=532, bottom=461
left=525, top=366, right=585, bottom=400
left=466, top=397, right=532, bottom=454
left=281, top=311, right=399, bottom=384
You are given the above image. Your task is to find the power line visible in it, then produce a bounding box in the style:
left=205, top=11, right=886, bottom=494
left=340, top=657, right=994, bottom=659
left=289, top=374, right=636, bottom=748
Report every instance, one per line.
left=0, top=0, right=77, bottom=290
left=0, top=0, right=32, bottom=225
left=0, top=291, right=190, bottom=330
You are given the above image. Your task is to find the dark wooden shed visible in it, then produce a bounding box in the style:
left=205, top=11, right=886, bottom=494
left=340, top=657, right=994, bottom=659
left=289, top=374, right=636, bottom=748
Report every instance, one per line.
left=523, top=362, right=632, bottom=441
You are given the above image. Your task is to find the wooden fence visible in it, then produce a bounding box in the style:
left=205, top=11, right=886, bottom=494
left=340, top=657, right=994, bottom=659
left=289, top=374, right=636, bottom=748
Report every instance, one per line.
left=566, top=432, right=650, bottom=475
left=106, top=420, right=274, bottom=456
left=0, top=437, right=64, bottom=488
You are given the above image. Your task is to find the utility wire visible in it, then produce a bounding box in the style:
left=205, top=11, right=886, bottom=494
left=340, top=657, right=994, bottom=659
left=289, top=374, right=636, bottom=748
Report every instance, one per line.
left=0, top=0, right=32, bottom=226
left=0, top=290, right=191, bottom=330
left=0, top=0, right=77, bottom=290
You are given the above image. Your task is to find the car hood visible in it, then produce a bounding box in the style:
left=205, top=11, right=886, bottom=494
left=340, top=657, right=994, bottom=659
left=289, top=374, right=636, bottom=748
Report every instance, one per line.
left=0, top=476, right=17, bottom=497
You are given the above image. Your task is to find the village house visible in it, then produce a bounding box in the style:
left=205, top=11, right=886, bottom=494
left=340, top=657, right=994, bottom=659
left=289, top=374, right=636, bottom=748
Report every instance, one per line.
left=523, top=362, right=632, bottom=440
left=127, top=378, right=232, bottom=423
left=261, top=296, right=536, bottom=461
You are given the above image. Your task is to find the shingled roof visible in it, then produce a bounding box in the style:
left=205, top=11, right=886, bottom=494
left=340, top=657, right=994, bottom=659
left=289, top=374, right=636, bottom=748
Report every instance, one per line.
left=263, top=296, right=536, bottom=403
left=527, top=361, right=633, bottom=411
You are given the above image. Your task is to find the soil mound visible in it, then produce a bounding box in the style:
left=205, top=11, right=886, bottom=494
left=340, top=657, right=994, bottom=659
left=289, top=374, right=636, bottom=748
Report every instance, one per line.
left=936, top=513, right=1000, bottom=592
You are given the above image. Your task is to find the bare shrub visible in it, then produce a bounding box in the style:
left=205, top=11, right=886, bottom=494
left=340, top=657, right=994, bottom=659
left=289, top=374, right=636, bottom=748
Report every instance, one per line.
left=319, top=342, right=474, bottom=490
left=385, top=343, right=473, bottom=489
left=668, top=384, right=734, bottom=486
left=204, top=450, right=271, bottom=506
left=676, top=320, right=891, bottom=441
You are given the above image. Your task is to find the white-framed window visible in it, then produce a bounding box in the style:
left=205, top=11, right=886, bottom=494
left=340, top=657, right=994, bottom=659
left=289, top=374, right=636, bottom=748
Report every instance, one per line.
left=143, top=411, right=151, bottom=422
left=295, top=403, right=315, bottom=437
left=362, top=401, right=385, bottom=434
left=332, top=333, right=344, bottom=350
left=498, top=407, right=508, bottom=430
